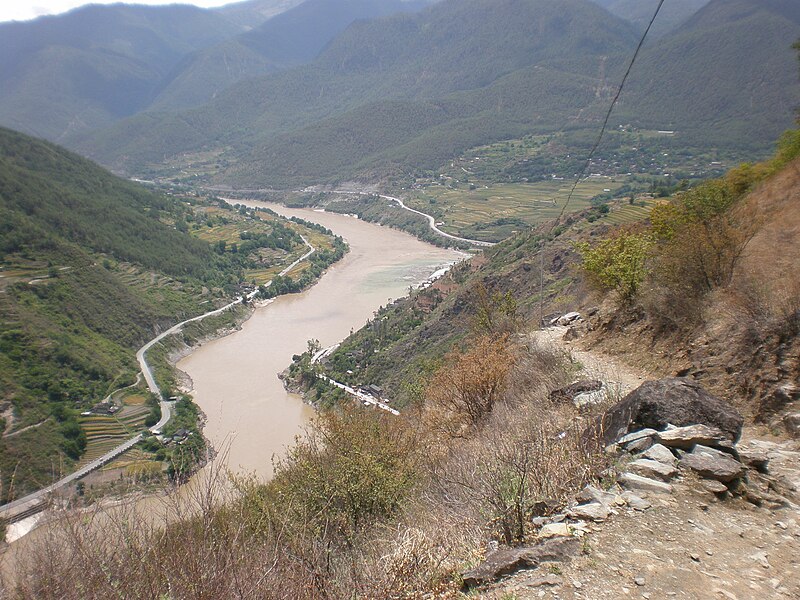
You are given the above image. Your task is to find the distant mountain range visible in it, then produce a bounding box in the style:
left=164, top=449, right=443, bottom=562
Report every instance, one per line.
left=591, top=0, right=709, bottom=37
left=0, top=0, right=797, bottom=188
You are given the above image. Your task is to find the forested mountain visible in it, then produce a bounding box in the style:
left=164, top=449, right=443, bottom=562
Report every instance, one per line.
left=214, top=0, right=306, bottom=29
left=151, top=0, right=432, bottom=111
left=73, top=0, right=800, bottom=189
left=591, top=0, right=709, bottom=37
left=613, top=0, right=800, bottom=146
left=75, top=0, right=639, bottom=184
left=0, top=4, right=241, bottom=141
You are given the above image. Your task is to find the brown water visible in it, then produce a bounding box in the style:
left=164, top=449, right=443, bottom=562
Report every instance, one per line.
left=178, top=202, right=462, bottom=479
left=1, top=204, right=461, bottom=576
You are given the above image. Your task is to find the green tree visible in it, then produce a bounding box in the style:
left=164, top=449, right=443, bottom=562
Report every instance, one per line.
left=576, top=228, right=654, bottom=302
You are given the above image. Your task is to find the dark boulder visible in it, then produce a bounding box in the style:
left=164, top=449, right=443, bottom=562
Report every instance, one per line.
left=590, top=378, right=743, bottom=446
left=550, top=380, right=602, bottom=404
left=461, top=537, right=579, bottom=588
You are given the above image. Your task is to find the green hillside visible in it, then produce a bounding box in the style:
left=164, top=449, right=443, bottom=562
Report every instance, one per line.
left=151, top=0, right=431, bottom=111
left=0, top=4, right=241, bottom=141
left=0, top=127, right=331, bottom=502
left=72, top=0, right=799, bottom=190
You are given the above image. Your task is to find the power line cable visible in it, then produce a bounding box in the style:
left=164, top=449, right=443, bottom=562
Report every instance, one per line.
left=538, top=0, right=666, bottom=327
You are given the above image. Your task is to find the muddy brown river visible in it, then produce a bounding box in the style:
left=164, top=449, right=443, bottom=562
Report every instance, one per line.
left=1, top=202, right=463, bottom=576
left=178, top=201, right=462, bottom=479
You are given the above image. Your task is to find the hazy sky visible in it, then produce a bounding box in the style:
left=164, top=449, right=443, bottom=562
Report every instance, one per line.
left=0, top=1, right=232, bottom=23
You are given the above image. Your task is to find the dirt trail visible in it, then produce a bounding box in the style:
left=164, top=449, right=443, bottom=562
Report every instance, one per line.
left=486, top=326, right=800, bottom=599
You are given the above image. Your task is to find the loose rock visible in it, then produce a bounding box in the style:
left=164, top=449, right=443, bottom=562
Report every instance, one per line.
left=461, top=537, right=579, bottom=588
left=657, top=424, right=730, bottom=450
left=576, top=484, right=619, bottom=505
left=679, top=450, right=745, bottom=483
left=643, top=443, right=678, bottom=465
left=629, top=458, right=678, bottom=482
left=568, top=502, right=611, bottom=522
left=619, top=428, right=660, bottom=445
left=550, top=380, right=602, bottom=404
left=700, top=479, right=729, bottom=495
left=625, top=436, right=653, bottom=453
left=738, top=447, right=769, bottom=473
left=538, top=522, right=573, bottom=539
left=621, top=491, right=652, bottom=510
left=618, top=472, right=674, bottom=494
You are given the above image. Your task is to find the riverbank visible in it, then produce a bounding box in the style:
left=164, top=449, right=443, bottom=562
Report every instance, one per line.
left=177, top=202, right=462, bottom=479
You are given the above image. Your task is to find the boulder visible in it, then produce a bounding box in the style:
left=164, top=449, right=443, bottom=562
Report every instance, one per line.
left=618, top=472, right=673, bottom=494
left=461, top=537, right=579, bottom=588
left=629, top=458, right=678, bottom=482
left=679, top=449, right=745, bottom=483
left=567, top=502, right=611, bottom=522
left=590, top=378, right=743, bottom=446
left=550, top=380, right=602, bottom=404
left=642, top=443, right=678, bottom=465
left=783, top=413, right=800, bottom=439
left=657, top=424, right=729, bottom=450
left=575, top=484, right=619, bottom=506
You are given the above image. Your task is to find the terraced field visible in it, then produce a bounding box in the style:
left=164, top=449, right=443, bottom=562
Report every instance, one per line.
left=103, top=448, right=161, bottom=476
left=406, top=178, right=623, bottom=240
left=77, top=390, right=154, bottom=467
left=77, top=415, right=132, bottom=465
left=601, top=197, right=664, bottom=225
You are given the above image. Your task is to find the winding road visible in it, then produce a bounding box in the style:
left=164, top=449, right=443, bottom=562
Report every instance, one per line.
left=337, top=191, right=496, bottom=247
left=0, top=236, right=315, bottom=523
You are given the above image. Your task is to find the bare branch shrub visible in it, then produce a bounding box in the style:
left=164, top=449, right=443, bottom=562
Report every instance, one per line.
left=425, top=334, right=516, bottom=435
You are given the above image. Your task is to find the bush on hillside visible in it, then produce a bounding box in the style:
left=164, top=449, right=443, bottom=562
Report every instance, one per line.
left=425, top=334, right=516, bottom=434
left=575, top=227, right=653, bottom=303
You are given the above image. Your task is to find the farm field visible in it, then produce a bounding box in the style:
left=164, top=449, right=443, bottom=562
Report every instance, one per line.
left=405, top=177, right=624, bottom=241
left=77, top=415, right=132, bottom=465
left=601, top=197, right=664, bottom=225
left=77, top=392, right=154, bottom=466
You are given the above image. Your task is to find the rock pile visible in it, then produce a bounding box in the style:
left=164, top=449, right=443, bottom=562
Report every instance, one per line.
left=460, top=379, right=776, bottom=591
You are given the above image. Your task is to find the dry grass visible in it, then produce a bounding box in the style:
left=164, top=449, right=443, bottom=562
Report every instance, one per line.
left=3, top=337, right=607, bottom=599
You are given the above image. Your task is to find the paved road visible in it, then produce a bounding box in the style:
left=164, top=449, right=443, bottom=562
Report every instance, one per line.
left=337, top=191, right=496, bottom=247
left=0, top=236, right=315, bottom=521
left=311, top=344, right=400, bottom=416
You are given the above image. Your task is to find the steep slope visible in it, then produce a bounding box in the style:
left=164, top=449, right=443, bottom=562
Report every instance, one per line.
left=0, top=4, right=241, bottom=141
left=0, top=127, right=332, bottom=501
left=76, top=0, right=638, bottom=183
left=592, top=0, right=709, bottom=37
left=614, top=0, right=800, bottom=150
left=214, top=0, right=306, bottom=29
left=151, top=0, right=432, bottom=111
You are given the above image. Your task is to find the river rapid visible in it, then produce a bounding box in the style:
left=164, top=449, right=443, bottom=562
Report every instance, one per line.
left=178, top=201, right=462, bottom=479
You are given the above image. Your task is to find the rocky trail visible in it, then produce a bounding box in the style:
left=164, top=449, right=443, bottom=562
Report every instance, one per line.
left=473, top=325, right=800, bottom=599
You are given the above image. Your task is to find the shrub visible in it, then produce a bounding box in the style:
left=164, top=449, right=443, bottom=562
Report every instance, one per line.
left=426, top=334, right=516, bottom=432
left=575, top=227, right=654, bottom=302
